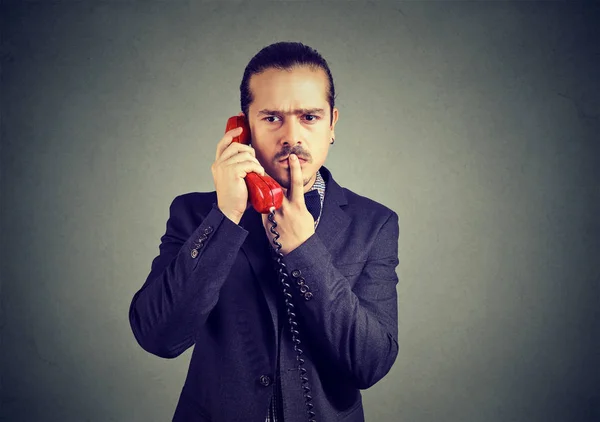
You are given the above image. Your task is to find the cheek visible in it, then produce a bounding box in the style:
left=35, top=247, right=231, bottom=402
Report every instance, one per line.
left=253, top=145, right=273, bottom=162
left=312, top=141, right=330, bottom=160
left=250, top=132, right=274, bottom=156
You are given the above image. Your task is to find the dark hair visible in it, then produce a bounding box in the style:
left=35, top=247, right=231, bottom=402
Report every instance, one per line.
left=240, top=42, right=336, bottom=125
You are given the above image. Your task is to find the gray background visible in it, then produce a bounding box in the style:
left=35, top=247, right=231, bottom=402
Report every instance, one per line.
left=1, top=1, right=598, bottom=421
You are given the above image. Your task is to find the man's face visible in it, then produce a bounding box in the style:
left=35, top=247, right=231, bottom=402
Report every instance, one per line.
left=246, top=66, right=339, bottom=192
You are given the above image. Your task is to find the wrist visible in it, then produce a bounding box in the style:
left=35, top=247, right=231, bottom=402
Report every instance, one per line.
left=281, top=231, right=315, bottom=255
left=218, top=206, right=243, bottom=225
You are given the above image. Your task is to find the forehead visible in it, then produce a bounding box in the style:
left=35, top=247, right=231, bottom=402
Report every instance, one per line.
left=248, top=66, right=328, bottom=110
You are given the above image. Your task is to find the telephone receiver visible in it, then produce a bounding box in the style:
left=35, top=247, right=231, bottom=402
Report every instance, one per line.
left=225, top=115, right=284, bottom=214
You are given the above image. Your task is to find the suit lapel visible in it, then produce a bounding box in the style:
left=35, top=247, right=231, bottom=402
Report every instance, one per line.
left=315, top=166, right=351, bottom=250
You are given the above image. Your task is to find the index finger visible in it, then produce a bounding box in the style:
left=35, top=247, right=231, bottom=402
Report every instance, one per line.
left=215, top=126, right=243, bottom=161
left=287, top=154, right=305, bottom=203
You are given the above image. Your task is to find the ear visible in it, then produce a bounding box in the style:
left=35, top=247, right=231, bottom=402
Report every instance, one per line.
left=330, top=107, right=339, bottom=140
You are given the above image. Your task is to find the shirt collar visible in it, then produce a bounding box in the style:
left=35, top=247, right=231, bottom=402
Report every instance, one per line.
left=307, top=170, right=326, bottom=227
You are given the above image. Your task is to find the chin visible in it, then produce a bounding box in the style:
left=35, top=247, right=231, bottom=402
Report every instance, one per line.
left=272, top=173, right=292, bottom=190
left=268, top=168, right=309, bottom=191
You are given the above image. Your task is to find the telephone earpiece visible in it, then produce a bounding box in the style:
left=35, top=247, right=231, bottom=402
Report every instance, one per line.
left=226, top=115, right=251, bottom=145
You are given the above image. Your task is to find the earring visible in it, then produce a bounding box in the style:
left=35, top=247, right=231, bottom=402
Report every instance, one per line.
left=330, top=138, right=335, bottom=145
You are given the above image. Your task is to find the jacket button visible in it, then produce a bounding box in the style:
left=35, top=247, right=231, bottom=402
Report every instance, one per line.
left=204, top=226, right=213, bottom=235
left=191, top=249, right=198, bottom=259
left=291, top=269, right=301, bottom=278
left=259, top=375, right=271, bottom=387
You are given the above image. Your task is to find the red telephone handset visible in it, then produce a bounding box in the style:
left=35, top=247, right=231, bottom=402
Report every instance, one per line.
left=225, top=116, right=284, bottom=214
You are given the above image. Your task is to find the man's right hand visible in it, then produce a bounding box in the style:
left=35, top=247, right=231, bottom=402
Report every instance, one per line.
left=211, top=122, right=265, bottom=225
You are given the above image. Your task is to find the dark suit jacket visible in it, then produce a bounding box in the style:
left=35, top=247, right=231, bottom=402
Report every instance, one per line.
left=129, top=166, right=400, bottom=422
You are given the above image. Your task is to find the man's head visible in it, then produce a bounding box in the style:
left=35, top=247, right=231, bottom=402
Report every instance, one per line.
left=239, top=42, right=339, bottom=192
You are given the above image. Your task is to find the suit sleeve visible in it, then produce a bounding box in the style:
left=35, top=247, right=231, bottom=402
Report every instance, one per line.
left=129, top=196, right=248, bottom=359
left=281, top=211, right=400, bottom=389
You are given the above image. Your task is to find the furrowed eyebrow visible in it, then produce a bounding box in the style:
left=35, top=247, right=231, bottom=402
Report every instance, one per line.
left=257, top=108, right=325, bottom=117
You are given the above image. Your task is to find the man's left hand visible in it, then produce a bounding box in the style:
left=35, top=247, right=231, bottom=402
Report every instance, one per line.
left=261, top=154, right=315, bottom=255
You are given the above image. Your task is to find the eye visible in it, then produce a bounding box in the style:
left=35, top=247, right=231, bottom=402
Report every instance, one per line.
left=263, top=116, right=281, bottom=123
left=304, top=115, right=320, bottom=122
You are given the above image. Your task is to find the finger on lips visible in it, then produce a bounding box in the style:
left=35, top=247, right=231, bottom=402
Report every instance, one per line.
left=288, top=154, right=305, bottom=203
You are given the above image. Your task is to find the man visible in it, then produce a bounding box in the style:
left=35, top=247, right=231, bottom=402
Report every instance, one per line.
left=129, top=41, right=400, bottom=422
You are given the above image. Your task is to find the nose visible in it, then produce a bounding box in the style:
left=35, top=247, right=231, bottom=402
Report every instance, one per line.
left=280, top=119, right=303, bottom=146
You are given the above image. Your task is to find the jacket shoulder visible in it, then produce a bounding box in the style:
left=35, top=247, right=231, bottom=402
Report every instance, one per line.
left=169, top=191, right=218, bottom=219
left=341, top=187, right=397, bottom=221
left=322, top=166, right=397, bottom=222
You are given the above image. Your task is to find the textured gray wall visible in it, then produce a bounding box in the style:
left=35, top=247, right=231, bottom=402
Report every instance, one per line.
left=1, top=1, right=598, bottom=421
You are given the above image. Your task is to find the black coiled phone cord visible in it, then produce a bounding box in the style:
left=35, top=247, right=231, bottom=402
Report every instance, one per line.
left=268, top=210, right=316, bottom=422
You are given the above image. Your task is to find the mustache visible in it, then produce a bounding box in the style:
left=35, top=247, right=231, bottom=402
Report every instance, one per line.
left=274, top=145, right=312, bottom=162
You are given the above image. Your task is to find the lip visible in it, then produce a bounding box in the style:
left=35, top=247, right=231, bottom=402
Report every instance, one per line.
left=279, top=156, right=307, bottom=163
